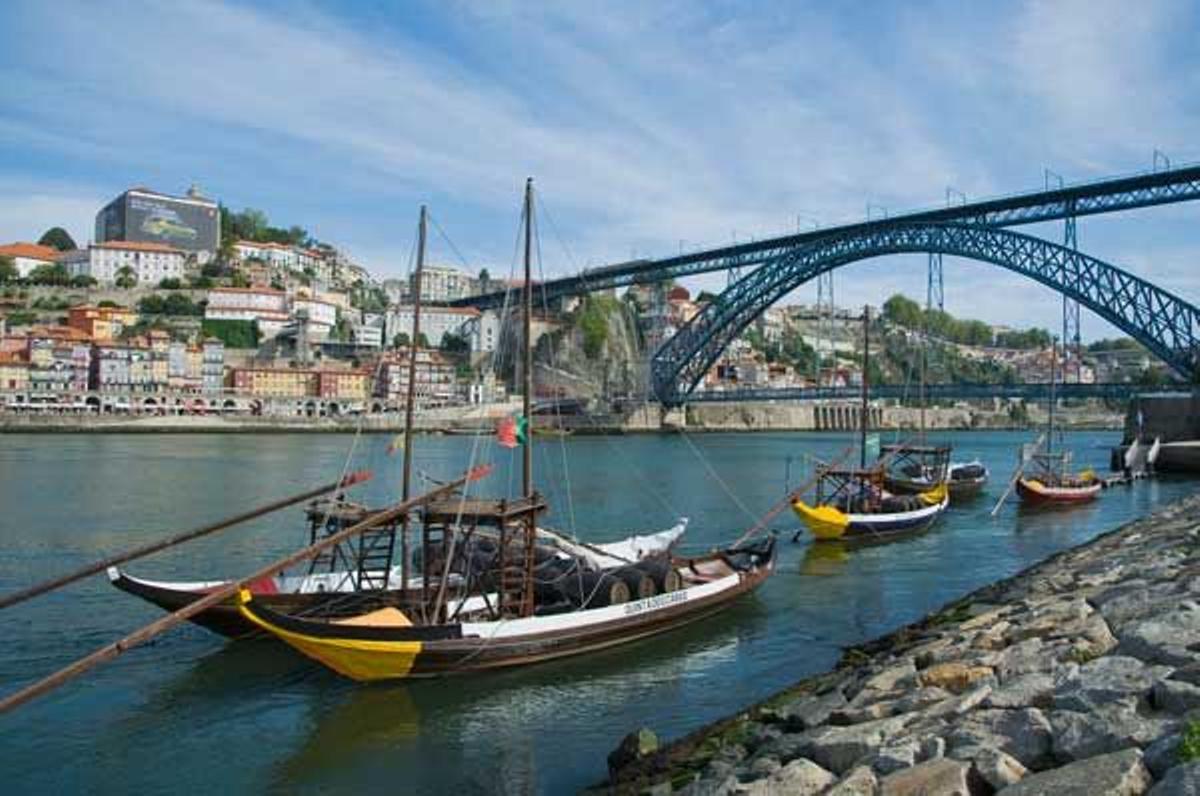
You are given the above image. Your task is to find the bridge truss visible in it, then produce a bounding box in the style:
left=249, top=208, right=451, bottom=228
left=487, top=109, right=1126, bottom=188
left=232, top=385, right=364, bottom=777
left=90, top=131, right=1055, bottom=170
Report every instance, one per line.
left=650, top=223, right=1200, bottom=405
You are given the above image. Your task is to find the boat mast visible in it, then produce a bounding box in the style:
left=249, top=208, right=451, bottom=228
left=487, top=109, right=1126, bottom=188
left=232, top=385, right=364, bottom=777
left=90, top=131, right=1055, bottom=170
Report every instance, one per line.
left=1048, top=337, right=1056, bottom=460
left=860, top=305, right=870, bottom=469
left=522, top=178, right=534, bottom=498
left=400, top=205, right=427, bottom=590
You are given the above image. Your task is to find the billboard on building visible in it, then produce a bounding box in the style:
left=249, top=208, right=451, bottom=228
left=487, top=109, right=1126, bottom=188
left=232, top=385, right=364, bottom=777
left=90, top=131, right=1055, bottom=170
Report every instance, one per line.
left=124, top=194, right=219, bottom=252
left=95, top=188, right=220, bottom=254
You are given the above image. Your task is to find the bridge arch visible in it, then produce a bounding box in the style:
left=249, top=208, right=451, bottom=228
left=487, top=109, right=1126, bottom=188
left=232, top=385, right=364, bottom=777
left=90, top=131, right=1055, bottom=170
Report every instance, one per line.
left=651, top=223, right=1200, bottom=404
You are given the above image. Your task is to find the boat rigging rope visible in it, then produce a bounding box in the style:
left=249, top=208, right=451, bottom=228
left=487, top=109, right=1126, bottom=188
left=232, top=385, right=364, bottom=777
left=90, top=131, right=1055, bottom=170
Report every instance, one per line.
left=536, top=196, right=683, bottom=520
left=304, top=223, right=422, bottom=595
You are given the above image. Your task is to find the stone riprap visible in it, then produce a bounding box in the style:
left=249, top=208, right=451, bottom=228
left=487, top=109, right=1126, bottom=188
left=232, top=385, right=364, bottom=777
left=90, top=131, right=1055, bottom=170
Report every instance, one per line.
left=599, top=492, right=1200, bottom=795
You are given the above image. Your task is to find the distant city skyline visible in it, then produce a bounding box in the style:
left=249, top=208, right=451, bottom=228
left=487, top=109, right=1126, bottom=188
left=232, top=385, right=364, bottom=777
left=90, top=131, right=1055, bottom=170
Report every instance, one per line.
left=2, top=0, right=1198, bottom=340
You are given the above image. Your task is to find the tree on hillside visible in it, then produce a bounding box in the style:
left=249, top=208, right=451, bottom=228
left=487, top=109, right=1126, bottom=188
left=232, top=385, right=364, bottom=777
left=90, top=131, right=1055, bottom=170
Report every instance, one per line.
left=38, top=227, right=77, bottom=252
left=0, top=255, right=17, bottom=283
left=440, top=332, right=470, bottom=356
left=882, top=294, right=923, bottom=329
left=29, top=263, right=71, bottom=286
left=115, top=265, right=137, bottom=289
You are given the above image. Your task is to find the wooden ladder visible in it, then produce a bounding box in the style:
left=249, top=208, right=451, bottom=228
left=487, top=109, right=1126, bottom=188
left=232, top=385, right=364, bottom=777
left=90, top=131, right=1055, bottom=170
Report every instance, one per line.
left=497, top=519, right=535, bottom=618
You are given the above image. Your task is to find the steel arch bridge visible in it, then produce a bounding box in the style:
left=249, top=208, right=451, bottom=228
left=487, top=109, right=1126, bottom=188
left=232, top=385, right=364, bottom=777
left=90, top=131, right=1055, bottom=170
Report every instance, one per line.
left=651, top=223, right=1200, bottom=405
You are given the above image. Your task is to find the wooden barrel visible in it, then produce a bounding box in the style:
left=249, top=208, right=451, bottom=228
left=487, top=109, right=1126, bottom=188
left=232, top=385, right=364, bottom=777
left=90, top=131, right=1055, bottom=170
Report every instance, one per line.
left=560, top=571, right=630, bottom=607
left=617, top=568, right=657, bottom=600
left=634, top=558, right=682, bottom=593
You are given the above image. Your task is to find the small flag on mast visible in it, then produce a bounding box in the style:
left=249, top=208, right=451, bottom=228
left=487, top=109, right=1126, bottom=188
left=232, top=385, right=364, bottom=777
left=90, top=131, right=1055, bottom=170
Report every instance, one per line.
left=496, top=415, right=528, bottom=448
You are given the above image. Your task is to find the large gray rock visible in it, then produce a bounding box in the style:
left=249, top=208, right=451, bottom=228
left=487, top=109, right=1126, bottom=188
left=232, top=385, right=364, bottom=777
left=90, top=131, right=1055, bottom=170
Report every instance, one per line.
left=1048, top=704, right=1170, bottom=763
left=1150, top=761, right=1200, bottom=795
left=944, top=708, right=1054, bottom=770
left=879, top=758, right=975, bottom=796
left=767, top=688, right=848, bottom=731
left=870, top=738, right=920, bottom=775
left=740, top=757, right=835, bottom=796
left=993, top=638, right=1058, bottom=681
left=984, top=673, right=1056, bottom=709
left=926, top=683, right=993, bottom=718
left=1093, top=580, right=1175, bottom=630
left=826, top=765, right=878, bottom=795
left=1052, top=655, right=1171, bottom=712
left=854, top=660, right=919, bottom=697
left=800, top=713, right=917, bottom=774
left=1118, top=609, right=1200, bottom=667
left=1154, top=680, right=1200, bottom=714
left=1144, top=733, right=1182, bottom=779
left=996, top=747, right=1151, bottom=795
left=970, top=746, right=1029, bottom=790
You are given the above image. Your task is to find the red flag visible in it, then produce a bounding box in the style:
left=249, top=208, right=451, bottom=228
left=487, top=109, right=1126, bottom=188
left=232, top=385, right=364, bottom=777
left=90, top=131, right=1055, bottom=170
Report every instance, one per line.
left=496, top=416, right=518, bottom=448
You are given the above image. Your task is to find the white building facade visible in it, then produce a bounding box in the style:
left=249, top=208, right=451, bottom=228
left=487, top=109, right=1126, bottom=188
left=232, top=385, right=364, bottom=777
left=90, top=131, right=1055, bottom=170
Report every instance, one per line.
left=385, top=305, right=483, bottom=349
left=205, top=287, right=290, bottom=338
left=61, top=241, right=186, bottom=285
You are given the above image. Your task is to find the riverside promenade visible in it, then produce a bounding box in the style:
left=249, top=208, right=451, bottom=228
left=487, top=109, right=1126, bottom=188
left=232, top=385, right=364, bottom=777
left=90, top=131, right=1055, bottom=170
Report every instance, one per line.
left=602, top=492, right=1200, bottom=795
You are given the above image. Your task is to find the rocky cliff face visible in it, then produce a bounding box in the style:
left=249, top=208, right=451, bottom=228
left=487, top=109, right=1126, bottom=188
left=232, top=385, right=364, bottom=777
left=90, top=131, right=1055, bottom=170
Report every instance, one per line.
left=534, top=297, right=648, bottom=400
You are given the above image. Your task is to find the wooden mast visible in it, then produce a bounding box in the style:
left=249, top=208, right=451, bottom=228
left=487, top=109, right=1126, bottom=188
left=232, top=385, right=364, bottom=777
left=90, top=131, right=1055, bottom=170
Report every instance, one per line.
left=400, top=205, right=427, bottom=593
left=1048, top=338, right=1056, bottom=456
left=860, top=305, right=870, bottom=469
left=522, top=178, right=534, bottom=498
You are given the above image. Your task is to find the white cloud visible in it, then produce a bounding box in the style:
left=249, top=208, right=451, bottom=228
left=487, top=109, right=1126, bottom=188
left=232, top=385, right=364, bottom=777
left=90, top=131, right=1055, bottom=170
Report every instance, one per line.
left=0, top=178, right=104, bottom=248
left=0, top=0, right=1194, bottom=343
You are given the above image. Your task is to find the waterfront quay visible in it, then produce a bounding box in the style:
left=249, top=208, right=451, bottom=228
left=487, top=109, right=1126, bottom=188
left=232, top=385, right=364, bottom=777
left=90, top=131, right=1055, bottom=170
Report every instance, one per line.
left=603, top=493, right=1200, bottom=795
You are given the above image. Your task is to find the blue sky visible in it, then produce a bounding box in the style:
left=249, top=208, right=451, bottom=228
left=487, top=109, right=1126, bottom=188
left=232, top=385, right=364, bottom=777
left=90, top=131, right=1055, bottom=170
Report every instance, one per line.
left=2, top=0, right=1198, bottom=339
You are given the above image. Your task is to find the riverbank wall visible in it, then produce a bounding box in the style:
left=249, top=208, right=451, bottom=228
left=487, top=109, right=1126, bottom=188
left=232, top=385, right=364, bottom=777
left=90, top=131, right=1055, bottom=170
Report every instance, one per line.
left=0, top=401, right=1121, bottom=434
left=601, top=491, right=1200, bottom=795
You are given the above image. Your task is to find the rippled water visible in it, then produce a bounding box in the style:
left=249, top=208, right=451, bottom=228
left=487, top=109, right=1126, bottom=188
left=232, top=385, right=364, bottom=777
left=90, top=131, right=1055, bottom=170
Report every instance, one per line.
left=0, top=430, right=1194, bottom=794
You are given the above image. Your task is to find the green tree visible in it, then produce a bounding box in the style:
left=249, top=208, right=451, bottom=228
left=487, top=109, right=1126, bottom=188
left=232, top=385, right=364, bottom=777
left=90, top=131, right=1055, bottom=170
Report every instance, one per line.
left=189, top=275, right=214, bottom=289
left=0, top=256, right=16, bottom=283
left=115, top=265, right=137, bottom=289
left=393, top=332, right=410, bottom=349
left=578, top=295, right=616, bottom=358
left=158, top=277, right=182, bottom=289
left=29, top=263, right=71, bottom=286
left=440, top=332, right=471, bottom=356
left=137, top=294, right=166, bottom=314
left=201, top=318, right=260, bottom=349
left=70, top=274, right=97, bottom=287
left=229, top=270, right=251, bottom=288
left=38, top=227, right=77, bottom=252
left=882, top=294, right=923, bottom=329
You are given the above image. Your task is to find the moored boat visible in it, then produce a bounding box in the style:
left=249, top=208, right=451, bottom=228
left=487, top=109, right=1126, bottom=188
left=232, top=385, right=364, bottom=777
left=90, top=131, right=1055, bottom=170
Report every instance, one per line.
left=1014, top=476, right=1101, bottom=504
left=236, top=537, right=775, bottom=680
left=793, top=307, right=950, bottom=542
left=1013, top=340, right=1101, bottom=507
left=947, top=460, right=989, bottom=499
left=235, top=181, right=776, bottom=678
left=108, top=519, right=688, bottom=639
left=793, top=472, right=948, bottom=541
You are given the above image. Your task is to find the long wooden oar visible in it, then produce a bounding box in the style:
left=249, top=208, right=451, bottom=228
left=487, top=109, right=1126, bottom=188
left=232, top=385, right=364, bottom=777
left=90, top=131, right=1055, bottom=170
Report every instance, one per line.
left=0, top=471, right=374, bottom=613
left=0, top=465, right=491, bottom=715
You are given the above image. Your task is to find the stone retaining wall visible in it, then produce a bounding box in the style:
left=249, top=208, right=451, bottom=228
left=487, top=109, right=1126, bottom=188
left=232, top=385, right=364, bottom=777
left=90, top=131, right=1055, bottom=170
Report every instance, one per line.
left=601, top=492, right=1200, bottom=795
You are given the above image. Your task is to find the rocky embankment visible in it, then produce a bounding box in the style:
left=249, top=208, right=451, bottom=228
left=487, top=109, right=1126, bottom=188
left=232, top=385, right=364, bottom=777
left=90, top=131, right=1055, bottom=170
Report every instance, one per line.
left=602, top=493, right=1200, bottom=795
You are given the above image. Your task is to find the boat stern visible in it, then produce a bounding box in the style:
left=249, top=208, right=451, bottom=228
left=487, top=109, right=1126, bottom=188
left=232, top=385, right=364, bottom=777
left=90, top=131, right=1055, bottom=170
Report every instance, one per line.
left=236, top=590, right=423, bottom=682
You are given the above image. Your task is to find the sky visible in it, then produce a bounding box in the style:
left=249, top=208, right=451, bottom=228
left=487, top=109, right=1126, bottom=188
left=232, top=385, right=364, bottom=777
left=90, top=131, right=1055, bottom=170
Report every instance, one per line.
left=2, top=0, right=1199, bottom=340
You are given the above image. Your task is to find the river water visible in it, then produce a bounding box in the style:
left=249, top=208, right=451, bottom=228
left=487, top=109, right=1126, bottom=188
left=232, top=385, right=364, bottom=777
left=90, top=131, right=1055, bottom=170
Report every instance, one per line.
left=0, top=430, right=1194, bottom=794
